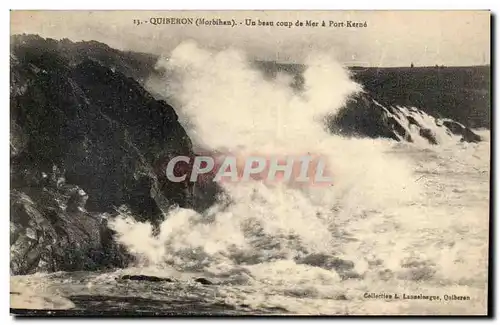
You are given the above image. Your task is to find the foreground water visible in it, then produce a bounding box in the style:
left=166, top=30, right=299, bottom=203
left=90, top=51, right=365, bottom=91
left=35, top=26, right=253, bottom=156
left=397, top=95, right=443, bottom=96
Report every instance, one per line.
left=11, top=131, right=490, bottom=315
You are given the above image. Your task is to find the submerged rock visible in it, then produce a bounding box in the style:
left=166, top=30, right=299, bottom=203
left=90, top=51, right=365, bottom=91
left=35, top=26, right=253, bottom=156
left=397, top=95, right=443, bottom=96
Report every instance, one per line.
left=295, top=253, right=361, bottom=280
left=194, top=277, right=214, bottom=285
left=120, top=275, right=174, bottom=283
left=397, top=258, right=437, bottom=281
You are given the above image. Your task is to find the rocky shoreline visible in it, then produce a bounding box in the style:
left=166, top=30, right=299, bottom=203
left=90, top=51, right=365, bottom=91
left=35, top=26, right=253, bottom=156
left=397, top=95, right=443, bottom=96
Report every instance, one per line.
left=10, top=35, right=485, bottom=278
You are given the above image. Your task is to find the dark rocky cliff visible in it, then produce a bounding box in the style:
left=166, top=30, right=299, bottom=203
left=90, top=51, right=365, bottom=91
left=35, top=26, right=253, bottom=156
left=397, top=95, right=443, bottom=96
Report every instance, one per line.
left=10, top=36, right=206, bottom=275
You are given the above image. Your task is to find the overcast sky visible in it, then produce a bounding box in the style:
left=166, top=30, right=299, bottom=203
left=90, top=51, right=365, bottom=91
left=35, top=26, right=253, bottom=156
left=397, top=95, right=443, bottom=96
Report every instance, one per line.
left=11, top=10, right=490, bottom=67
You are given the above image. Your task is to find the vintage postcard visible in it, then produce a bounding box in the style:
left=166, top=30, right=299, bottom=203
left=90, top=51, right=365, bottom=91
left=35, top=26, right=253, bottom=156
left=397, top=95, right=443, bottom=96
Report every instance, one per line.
left=10, top=10, right=491, bottom=316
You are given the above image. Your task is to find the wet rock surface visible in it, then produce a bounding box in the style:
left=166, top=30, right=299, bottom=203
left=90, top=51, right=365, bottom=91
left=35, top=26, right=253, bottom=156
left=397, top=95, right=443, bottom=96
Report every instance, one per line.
left=10, top=35, right=220, bottom=275
left=295, top=253, right=361, bottom=280
left=194, top=277, right=215, bottom=285
left=329, top=93, right=482, bottom=145
left=119, top=275, right=174, bottom=283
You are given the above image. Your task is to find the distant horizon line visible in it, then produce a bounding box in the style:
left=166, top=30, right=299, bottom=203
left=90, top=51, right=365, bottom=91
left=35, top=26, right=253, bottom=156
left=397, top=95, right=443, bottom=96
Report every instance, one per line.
left=255, top=60, right=491, bottom=69
left=11, top=33, right=491, bottom=69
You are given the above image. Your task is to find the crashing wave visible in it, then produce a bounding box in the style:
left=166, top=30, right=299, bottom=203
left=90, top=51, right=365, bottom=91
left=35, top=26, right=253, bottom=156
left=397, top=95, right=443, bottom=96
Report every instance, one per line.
left=330, top=92, right=482, bottom=145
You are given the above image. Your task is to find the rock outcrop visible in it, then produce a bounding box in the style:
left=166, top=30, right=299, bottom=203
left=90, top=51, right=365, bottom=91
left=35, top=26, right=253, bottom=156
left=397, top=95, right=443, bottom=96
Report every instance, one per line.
left=329, top=92, right=482, bottom=145
left=11, top=34, right=158, bottom=82
left=10, top=36, right=216, bottom=275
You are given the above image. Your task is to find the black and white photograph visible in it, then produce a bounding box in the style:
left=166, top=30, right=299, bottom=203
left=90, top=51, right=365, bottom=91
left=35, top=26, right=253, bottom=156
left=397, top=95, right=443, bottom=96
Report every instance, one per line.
left=9, top=10, right=491, bottom=316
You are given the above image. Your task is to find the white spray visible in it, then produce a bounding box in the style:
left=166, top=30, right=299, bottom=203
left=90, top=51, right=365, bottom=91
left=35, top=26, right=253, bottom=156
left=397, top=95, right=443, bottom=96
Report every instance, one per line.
left=110, top=40, right=422, bottom=282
